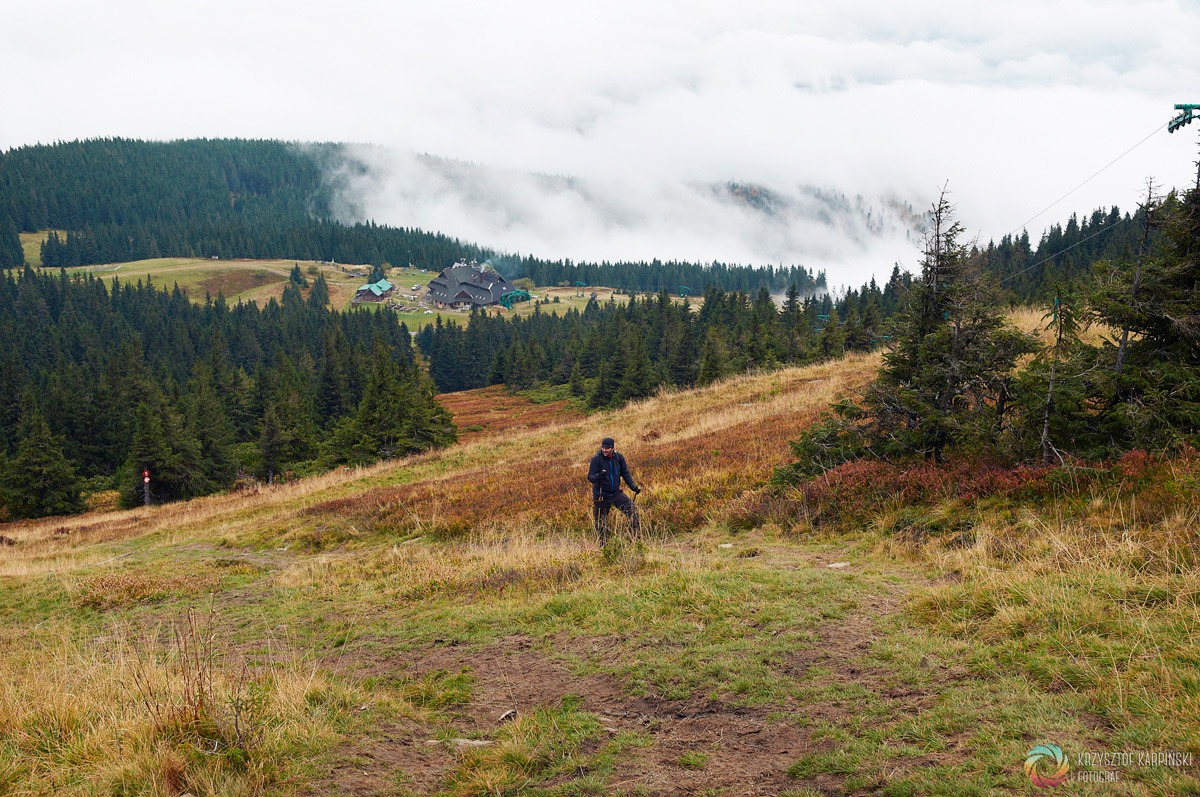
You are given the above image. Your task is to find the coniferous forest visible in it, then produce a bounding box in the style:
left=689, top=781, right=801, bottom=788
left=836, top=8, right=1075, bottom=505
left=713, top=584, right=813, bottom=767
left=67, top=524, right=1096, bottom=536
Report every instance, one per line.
left=775, top=181, right=1200, bottom=483
left=0, top=265, right=454, bottom=518
left=416, top=276, right=909, bottom=401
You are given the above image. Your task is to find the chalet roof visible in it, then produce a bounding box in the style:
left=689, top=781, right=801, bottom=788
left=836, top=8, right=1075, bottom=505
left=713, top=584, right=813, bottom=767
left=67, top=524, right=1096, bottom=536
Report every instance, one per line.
left=426, top=264, right=513, bottom=307
left=356, top=278, right=394, bottom=297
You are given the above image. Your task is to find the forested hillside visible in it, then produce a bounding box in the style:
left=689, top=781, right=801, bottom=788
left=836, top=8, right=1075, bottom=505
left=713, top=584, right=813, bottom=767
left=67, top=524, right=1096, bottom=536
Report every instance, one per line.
left=980, top=204, right=1154, bottom=302
left=418, top=274, right=910, bottom=400
left=0, top=266, right=454, bottom=519
left=2, top=137, right=1195, bottom=522
left=776, top=181, right=1200, bottom=478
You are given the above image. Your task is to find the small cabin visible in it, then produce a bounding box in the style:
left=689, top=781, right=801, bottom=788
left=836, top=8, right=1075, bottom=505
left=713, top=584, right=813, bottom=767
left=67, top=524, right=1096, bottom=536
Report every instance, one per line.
left=352, top=278, right=396, bottom=304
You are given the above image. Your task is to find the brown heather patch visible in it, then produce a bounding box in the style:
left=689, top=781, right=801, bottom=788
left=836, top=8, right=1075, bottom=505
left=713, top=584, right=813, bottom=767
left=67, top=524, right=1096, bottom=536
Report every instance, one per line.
left=734, top=446, right=1200, bottom=536
left=198, top=268, right=282, bottom=299
left=436, top=385, right=584, bottom=443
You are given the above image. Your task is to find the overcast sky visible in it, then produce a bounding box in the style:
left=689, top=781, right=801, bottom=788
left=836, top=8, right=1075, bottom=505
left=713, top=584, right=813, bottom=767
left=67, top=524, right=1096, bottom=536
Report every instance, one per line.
left=4, top=0, right=1200, bottom=284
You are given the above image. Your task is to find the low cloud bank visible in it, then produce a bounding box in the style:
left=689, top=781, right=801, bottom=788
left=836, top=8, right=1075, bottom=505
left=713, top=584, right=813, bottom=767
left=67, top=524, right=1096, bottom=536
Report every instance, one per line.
left=324, top=145, right=926, bottom=287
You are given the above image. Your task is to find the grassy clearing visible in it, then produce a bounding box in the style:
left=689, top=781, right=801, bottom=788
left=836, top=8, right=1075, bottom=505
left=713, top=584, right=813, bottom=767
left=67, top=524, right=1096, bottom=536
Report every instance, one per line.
left=0, top=606, right=381, bottom=796
left=2, top=354, right=1198, bottom=793
left=19, top=231, right=59, bottom=267
left=36, top=252, right=439, bottom=313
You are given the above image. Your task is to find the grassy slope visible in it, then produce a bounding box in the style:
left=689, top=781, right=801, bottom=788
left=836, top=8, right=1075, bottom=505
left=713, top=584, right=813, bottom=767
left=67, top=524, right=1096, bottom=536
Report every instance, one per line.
left=21, top=244, right=650, bottom=329
left=1, top=354, right=1198, bottom=796
left=45, top=258, right=440, bottom=317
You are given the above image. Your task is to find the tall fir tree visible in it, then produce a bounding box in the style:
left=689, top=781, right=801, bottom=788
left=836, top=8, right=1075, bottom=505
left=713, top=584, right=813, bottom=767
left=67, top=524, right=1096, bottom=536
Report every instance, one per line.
left=0, top=401, right=85, bottom=519
left=863, top=190, right=1034, bottom=461
left=0, top=217, right=23, bottom=269
left=1089, top=172, right=1200, bottom=448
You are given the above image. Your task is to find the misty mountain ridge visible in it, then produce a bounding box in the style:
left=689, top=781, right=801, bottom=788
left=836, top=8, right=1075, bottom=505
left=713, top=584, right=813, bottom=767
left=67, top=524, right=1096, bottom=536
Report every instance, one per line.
left=321, top=145, right=925, bottom=284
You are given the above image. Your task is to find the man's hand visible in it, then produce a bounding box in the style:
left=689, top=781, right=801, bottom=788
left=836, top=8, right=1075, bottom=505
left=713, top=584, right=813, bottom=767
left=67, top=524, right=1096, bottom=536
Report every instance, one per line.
left=633, top=487, right=642, bottom=495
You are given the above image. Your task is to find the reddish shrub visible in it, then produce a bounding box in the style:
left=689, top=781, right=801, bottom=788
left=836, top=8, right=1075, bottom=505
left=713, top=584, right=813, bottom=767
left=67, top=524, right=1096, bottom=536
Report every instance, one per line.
left=1116, top=449, right=1151, bottom=480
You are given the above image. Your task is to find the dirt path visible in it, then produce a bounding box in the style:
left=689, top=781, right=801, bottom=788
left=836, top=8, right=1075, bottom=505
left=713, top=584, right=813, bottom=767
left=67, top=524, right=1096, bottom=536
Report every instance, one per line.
left=307, top=560, right=934, bottom=796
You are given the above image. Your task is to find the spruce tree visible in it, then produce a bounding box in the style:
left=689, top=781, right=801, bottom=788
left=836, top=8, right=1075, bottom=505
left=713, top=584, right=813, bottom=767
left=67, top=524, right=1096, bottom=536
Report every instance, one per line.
left=258, top=404, right=287, bottom=482
left=863, top=190, right=1034, bottom=461
left=121, top=395, right=188, bottom=506
left=350, top=345, right=417, bottom=462
left=1089, top=173, right=1200, bottom=448
left=308, top=273, right=330, bottom=309
left=588, top=354, right=621, bottom=409
left=0, top=402, right=85, bottom=519
left=614, top=329, right=656, bottom=404
left=696, top=328, right=730, bottom=386
left=0, top=217, right=23, bottom=269
left=1013, top=287, right=1092, bottom=462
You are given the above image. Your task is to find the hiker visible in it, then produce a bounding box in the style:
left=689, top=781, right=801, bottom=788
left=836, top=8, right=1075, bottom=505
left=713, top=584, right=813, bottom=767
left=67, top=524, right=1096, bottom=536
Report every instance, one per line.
left=588, top=436, right=641, bottom=545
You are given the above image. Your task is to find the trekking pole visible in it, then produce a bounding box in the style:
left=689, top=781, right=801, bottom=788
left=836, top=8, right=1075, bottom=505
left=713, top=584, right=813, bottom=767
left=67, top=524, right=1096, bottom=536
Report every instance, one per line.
left=632, top=489, right=644, bottom=545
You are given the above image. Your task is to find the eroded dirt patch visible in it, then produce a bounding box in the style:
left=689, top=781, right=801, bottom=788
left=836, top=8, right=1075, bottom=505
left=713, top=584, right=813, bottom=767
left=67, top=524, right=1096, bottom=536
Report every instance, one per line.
left=318, top=635, right=812, bottom=795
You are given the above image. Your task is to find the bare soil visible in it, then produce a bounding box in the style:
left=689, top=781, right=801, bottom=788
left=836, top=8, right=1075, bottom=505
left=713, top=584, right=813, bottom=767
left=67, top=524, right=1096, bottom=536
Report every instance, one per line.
left=308, top=583, right=947, bottom=796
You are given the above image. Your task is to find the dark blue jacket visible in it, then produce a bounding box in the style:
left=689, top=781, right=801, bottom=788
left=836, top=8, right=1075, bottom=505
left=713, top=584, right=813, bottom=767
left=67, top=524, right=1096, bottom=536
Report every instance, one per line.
left=588, top=449, right=639, bottom=500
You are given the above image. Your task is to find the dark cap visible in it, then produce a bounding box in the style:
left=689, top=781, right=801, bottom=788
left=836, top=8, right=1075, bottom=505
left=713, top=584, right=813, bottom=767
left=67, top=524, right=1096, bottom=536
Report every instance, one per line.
left=601, top=437, right=615, bottom=448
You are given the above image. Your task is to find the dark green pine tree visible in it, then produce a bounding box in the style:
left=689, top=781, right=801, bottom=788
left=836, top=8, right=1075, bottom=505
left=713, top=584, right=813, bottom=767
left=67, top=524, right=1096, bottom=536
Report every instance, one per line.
left=289, top=264, right=310, bottom=288
left=308, top=273, right=330, bottom=309
left=588, top=353, right=622, bottom=409
left=863, top=190, right=1035, bottom=462
left=505, top=340, right=535, bottom=392
left=258, top=404, right=288, bottom=483
left=1013, top=287, right=1092, bottom=462
left=1089, top=174, right=1200, bottom=448
left=184, top=365, right=238, bottom=487
left=780, top=282, right=804, bottom=362
left=568, top=359, right=586, bottom=397
left=121, top=391, right=210, bottom=506
left=613, top=328, right=656, bottom=404
left=404, top=368, right=457, bottom=452
left=696, top=327, right=731, bottom=386
left=317, top=330, right=354, bottom=421
left=746, top=286, right=779, bottom=368
left=817, top=310, right=846, bottom=360
left=0, top=217, right=23, bottom=269
left=0, top=401, right=86, bottom=519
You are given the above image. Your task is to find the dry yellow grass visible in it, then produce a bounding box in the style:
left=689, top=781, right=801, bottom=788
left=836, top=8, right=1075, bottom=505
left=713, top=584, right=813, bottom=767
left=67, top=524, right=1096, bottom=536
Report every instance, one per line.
left=1009, top=303, right=1115, bottom=347
left=0, top=611, right=377, bottom=795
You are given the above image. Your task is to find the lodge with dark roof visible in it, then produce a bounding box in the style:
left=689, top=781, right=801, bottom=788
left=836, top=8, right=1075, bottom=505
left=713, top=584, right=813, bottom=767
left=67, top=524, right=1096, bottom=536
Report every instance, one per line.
left=426, top=263, right=513, bottom=309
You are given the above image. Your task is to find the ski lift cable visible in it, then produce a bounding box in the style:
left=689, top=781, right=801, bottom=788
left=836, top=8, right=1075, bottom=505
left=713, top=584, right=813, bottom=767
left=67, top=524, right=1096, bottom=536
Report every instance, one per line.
left=1003, top=120, right=1166, bottom=241
left=997, top=222, right=1124, bottom=286
left=988, top=113, right=1176, bottom=289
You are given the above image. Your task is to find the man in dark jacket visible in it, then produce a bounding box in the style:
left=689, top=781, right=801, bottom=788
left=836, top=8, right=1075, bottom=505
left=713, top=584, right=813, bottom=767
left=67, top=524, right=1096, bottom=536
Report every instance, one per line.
left=587, top=436, right=641, bottom=545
